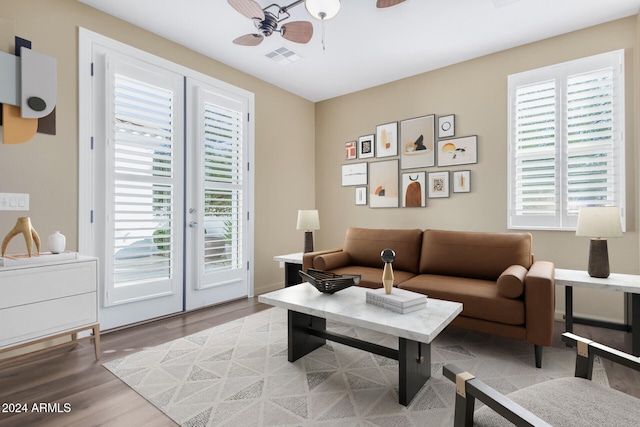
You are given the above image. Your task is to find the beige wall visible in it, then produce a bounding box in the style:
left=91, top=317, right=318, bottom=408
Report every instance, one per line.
left=314, top=17, right=639, bottom=324
left=1, top=0, right=638, bottom=324
left=0, top=0, right=315, bottom=295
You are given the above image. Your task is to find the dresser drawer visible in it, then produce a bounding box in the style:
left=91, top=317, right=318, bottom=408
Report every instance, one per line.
left=0, top=259, right=97, bottom=309
left=0, top=292, right=97, bottom=348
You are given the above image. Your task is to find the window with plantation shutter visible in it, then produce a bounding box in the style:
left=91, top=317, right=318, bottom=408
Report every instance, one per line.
left=508, top=50, right=625, bottom=231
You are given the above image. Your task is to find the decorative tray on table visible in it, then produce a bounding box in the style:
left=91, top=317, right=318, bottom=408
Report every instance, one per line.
left=298, top=269, right=361, bottom=294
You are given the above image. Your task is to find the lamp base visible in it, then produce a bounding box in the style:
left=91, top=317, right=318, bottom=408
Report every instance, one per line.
left=588, top=239, right=610, bottom=278
left=303, top=231, right=314, bottom=253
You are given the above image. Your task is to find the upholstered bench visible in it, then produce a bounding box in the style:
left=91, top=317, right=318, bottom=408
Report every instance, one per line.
left=443, top=332, right=640, bottom=426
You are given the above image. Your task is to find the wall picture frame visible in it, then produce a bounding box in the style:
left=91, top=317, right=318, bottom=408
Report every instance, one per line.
left=375, top=122, right=398, bottom=158
left=341, top=162, right=367, bottom=186
left=438, top=114, right=455, bottom=138
left=369, top=159, right=399, bottom=208
left=437, top=135, right=478, bottom=167
left=428, top=171, right=450, bottom=198
left=401, top=172, right=426, bottom=207
left=345, top=141, right=357, bottom=160
left=355, top=187, right=367, bottom=205
left=453, top=170, right=471, bottom=193
left=358, top=134, right=375, bottom=159
left=400, top=115, right=435, bottom=169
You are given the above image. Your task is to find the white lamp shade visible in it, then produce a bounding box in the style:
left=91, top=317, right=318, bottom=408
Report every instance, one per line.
left=576, top=206, right=623, bottom=238
left=305, top=0, right=341, bottom=20
left=297, top=209, right=320, bottom=231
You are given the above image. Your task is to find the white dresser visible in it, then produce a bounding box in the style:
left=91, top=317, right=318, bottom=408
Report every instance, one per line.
left=0, top=256, right=100, bottom=363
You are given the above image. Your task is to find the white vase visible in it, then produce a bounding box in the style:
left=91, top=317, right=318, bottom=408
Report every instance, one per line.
left=48, top=231, right=66, bottom=254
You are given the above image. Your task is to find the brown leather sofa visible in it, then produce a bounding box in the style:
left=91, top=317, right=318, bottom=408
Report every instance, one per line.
left=302, top=227, right=555, bottom=368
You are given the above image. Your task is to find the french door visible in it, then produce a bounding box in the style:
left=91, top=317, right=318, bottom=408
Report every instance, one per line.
left=79, top=29, right=254, bottom=330
left=185, top=80, right=252, bottom=310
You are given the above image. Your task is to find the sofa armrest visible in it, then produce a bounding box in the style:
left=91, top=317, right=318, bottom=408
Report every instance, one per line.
left=442, top=364, right=551, bottom=427
left=302, top=248, right=343, bottom=272
left=524, top=261, right=555, bottom=347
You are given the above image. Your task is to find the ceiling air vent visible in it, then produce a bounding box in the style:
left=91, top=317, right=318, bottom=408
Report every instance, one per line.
left=265, top=47, right=302, bottom=65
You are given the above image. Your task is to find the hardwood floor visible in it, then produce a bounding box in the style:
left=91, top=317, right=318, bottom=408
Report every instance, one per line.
left=0, top=297, right=270, bottom=427
left=1, top=298, right=639, bottom=427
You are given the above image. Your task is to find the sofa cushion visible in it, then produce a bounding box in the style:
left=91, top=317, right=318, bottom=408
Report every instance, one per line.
left=399, top=274, right=525, bottom=325
left=328, top=266, right=417, bottom=289
left=419, top=229, right=532, bottom=280
left=342, top=227, right=423, bottom=274
left=313, top=251, right=351, bottom=270
left=497, top=265, right=527, bottom=299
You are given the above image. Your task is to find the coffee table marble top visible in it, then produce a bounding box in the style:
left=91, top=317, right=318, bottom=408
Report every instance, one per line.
left=259, top=282, right=462, bottom=344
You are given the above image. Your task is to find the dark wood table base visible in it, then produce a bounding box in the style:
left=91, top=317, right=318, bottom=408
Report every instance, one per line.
left=287, top=310, right=430, bottom=406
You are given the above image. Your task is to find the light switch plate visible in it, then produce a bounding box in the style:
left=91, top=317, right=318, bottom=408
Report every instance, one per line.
left=0, top=193, right=29, bottom=211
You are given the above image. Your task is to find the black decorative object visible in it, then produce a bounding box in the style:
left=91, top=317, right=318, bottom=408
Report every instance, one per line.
left=299, top=269, right=360, bottom=294
left=381, top=248, right=396, bottom=263
left=381, top=248, right=396, bottom=294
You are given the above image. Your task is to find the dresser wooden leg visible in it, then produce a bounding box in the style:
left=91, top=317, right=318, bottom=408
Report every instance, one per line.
left=93, top=324, right=101, bottom=360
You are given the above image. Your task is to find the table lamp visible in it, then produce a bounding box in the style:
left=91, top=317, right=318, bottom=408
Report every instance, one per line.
left=297, top=210, right=320, bottom=253
left=576, top=206, right=623, bottom=278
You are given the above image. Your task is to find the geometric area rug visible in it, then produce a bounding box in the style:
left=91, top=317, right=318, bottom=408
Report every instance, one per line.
left=103, top=307, right=608, bottom=427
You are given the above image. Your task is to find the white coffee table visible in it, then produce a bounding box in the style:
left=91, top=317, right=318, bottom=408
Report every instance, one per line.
left=258, top=282, right=462, bottom=406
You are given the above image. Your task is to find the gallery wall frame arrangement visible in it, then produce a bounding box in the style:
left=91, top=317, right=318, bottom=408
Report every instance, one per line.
left=342, top=112, right=477, bottom=208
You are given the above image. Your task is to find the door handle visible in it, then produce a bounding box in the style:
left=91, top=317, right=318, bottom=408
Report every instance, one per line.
left=188, top=221, right=198, bottom=228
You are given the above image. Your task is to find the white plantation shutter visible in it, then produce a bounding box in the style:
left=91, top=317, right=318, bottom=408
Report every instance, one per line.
left=512, top=80, right=558, bottom=220
left=113, top=75, right=175, bottom=284
left=202, top=102, right=244, bottom=273
left=508, top=50, right=625, bottom=230
left=566, top=69, right=617, bottom=214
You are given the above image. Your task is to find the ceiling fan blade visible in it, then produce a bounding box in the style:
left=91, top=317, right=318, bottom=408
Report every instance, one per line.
left=228, top=0, right=265, bottom=20
left=233, top=33, right=264, bottom=46
left=281, top=21, right=313, bottom=44
left=376, top=0, right=406, bottom=8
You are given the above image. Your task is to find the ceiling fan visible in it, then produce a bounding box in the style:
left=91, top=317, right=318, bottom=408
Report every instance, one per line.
left=229, top=0, right=407, bottom=47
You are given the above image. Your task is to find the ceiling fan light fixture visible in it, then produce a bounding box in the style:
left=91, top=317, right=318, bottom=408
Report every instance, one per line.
left=305, top=0, right=341, bottom=20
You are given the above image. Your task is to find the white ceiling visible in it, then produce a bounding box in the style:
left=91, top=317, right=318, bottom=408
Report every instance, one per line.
left=77, top=0, right=640, bottom=102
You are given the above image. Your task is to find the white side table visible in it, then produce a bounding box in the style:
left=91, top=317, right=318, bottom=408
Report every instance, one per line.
left=274, top=252, right=303, bottom=287
left=555, top=268, right=640, bottom=355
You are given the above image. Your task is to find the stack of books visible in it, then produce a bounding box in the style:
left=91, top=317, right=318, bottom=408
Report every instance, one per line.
left=365, top=288, right=427, bottom=314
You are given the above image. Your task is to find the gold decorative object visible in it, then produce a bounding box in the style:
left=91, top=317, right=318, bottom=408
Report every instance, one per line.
left=381, top=248, right=396, bottom=294
left=1, top=217, right=41, bottom=257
